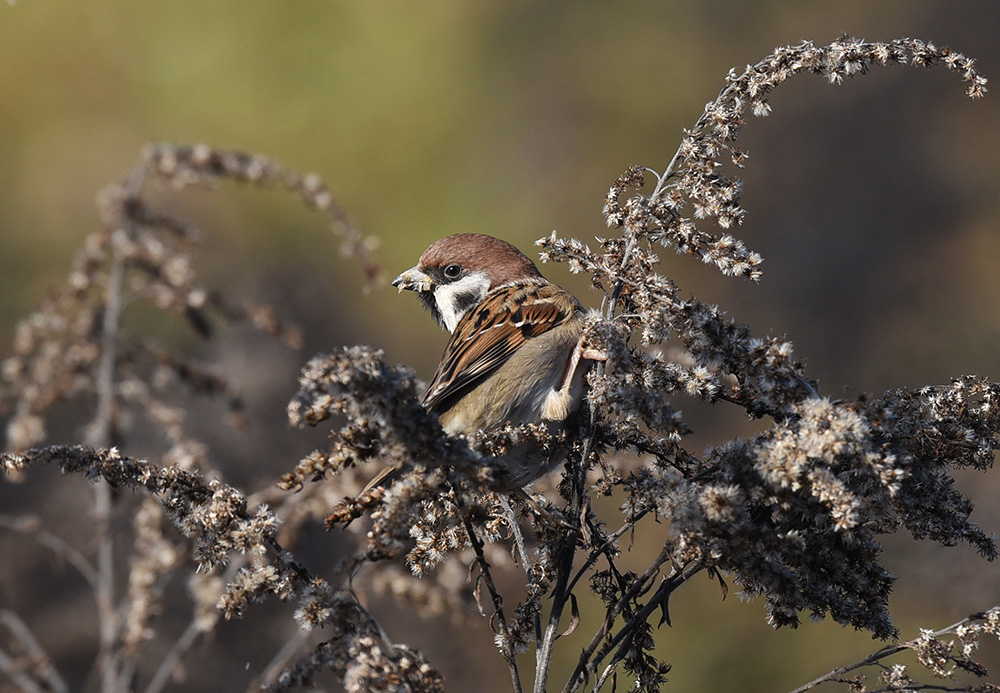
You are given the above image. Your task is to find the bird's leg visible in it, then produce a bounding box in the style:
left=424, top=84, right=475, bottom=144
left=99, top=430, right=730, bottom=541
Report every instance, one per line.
left=543, top=338, right=609, bottom=421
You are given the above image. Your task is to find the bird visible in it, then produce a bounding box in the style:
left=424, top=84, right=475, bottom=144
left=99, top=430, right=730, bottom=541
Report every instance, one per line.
left=391, top=233, right=594, bottom=488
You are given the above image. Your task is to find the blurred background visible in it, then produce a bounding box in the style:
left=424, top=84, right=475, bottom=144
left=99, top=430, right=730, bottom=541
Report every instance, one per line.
left=1, top=1, right=999, bottom=691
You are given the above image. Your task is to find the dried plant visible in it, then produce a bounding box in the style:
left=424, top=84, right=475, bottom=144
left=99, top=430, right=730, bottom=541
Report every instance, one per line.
left=1, top=36, right=998, bottom=693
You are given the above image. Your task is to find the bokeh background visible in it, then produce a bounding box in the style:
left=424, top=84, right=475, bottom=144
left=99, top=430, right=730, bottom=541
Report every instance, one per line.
left=1, top=1, right=999, bottom=691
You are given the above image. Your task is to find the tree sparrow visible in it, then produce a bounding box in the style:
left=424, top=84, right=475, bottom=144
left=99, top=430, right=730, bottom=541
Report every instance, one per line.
left=393, top=233, right=592, bottom=487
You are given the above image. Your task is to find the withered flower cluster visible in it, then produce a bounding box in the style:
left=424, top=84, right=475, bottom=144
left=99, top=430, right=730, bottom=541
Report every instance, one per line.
left=1, top=144, right=442, bottom=692
left=1, top=36, right=998, bottom=693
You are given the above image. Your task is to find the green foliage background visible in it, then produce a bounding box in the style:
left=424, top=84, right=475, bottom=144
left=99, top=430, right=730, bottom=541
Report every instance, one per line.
left=1, top=1, right=998, bottom=691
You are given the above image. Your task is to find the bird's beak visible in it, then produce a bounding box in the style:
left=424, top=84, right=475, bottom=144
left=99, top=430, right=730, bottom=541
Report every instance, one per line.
left=391, top=266, right=434, bottom=294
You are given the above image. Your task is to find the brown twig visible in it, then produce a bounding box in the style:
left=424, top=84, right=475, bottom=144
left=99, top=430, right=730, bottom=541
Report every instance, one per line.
left=788, top=608, right=1000, bottom=693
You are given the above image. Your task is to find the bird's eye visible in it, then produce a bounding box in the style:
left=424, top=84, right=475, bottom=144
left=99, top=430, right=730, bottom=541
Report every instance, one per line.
left=443, top=264, right=463, bottom=279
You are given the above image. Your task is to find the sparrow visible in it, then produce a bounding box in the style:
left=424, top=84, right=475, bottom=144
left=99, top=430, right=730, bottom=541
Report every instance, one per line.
left=392, top=233, right=593, bottom=488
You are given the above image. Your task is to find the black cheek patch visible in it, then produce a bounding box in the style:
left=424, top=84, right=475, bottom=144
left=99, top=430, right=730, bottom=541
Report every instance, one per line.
left=452, top=290, right=482, bottom=319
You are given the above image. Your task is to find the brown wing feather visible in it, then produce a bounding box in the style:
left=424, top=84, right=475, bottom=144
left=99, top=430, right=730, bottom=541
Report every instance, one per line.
left=422, top=283, right=577, bottom=414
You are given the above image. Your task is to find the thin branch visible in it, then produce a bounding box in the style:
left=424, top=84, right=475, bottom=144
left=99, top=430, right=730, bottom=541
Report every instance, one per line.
left=0, top=610, right=70, bottom=693
left=534, top=528, right=576, bottom=693
left=89, top=232, right=128, bottom=693
left=789, top=645, right=910, bottom=693
left=249, top=628, right=312, bottom=692
left=0, top=514, right=100, bottom=589
left=564, top=507, right=653, bottom=597
left=534, top=437, right=594, bottom=693
left=563, top=556, right=701, bottom=693
left=787, top=608, right=1000, bottom=693
left=464, top=514, right=523, bottom=693
left=589, top=561, right=703, bottom=692
left=0, top=645, right=45, bottom=693
left=142, top=618, right=204, bottom=693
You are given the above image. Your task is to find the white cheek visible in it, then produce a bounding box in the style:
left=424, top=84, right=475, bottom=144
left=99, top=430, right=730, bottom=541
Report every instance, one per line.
left=434, top=272, right=491, bottom=333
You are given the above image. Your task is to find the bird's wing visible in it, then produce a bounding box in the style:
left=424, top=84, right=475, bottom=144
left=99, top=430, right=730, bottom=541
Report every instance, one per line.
left=422, top=282, right=577, bottom=415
